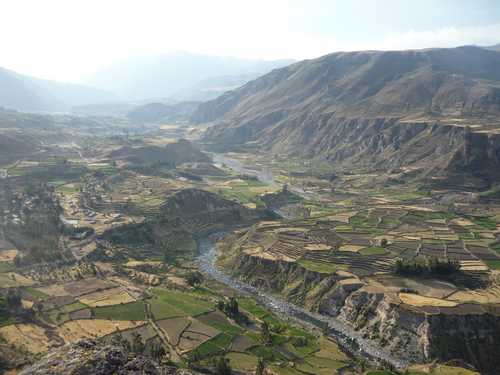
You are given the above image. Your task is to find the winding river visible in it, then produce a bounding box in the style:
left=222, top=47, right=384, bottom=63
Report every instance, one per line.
left=195, top=153, right=409, bottom=369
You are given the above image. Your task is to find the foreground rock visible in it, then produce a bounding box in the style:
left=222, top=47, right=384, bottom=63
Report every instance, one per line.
left=20, top=340, right=200, bottom=375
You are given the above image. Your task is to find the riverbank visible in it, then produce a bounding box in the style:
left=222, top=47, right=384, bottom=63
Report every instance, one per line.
left=195, top=232, right=409, bottom=369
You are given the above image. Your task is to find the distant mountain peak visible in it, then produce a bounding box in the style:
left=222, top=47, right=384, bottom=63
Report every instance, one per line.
left=86, top=52, right=295, bottom=101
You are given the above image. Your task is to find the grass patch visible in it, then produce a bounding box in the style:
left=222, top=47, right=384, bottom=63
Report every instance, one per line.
left=93, top=300, right=146, bottom=321
left=285, top=326, right=315, bottom=341
left=0, top=262, right=14, bottom=273
left=210, top=332, right=234, bottom=349
left=486, top=260, right=500, bottom=270
left=237, top=298, right=269, bottom=319
left=226, top=352, right=258, bottom=372
left=188, top=333, right=231, bottom=359
left=491, top=242, right=500, bottom=255
left=467, top=216, right=497, bottom=230
left=297, top=259, right=347, bottom=274
left=269, top=365, right=304, bottom=375
left=56, top=183, right=81, bottom=194
left=250, top=345, right=287, bottom=362
left=24, top=287, right=50, bottom=301
left=62, top=301, right=87, bottom=313
left=47, top=309, right=70, bottom=325
left=430, top=365, right=479, bottom=375
left=349, top=213, right=368, bottom=227
left=359, top=246, right=387, bottom=255
left=150, top=289, right=213, bottom=319
left=283, top=339, right=319, bottom=358
left=263, top=314, right=285, bottom=331
left=203, top=318, right=243, bottom=336
left=392, top=193, right=423, bottom=201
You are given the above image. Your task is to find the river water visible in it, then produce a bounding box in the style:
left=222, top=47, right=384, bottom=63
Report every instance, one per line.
left=196, top=233, right=408, bottom=369
left=213, top=153, right=277, bottom=186
left=195, top=153, right=409, bottom=369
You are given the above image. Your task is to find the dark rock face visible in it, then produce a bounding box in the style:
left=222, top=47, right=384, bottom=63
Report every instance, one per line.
left=20, top=340, right=201, bottom=375
left=229, top=250, right=500, bottom=374
left=425, top=313, right=500, bottom=374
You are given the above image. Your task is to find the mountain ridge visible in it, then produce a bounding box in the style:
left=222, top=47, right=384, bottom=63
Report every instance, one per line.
left=0, top=67, right=117, bottom=112
left=86, top=51, right=294, bottom=101
left=195, top=45, right=500, bottom=186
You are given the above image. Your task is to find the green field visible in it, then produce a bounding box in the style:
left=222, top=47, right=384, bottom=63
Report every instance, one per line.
left=0, top=262, right=14, bottom=273
left=297, top=259, right=348, bottom=274
left=486, top=260, right=500, bottom=270
left=359, top=246, right=387, bottom=255
left=149, top=288, right=213, bottom=319
left=237, top=298, right=269, bottom=319
left=93, top=300, right=146, bottom=320
left=24, top=287, right=50, bottom=301
left=62, top=301, right=87, bottom=313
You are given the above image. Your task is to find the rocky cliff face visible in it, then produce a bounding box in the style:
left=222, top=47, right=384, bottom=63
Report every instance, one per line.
left=158, top=188, right=274, bottom=233
left=335, top=289, right=500, bottom=374
left=225, top=250, right=500, bottom=374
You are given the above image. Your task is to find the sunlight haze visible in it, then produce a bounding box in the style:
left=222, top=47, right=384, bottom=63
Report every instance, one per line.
left=1, top=0, right=499, bottom=82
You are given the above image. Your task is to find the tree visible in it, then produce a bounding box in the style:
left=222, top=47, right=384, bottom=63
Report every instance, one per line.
left=255, top=358, right=266, bottom=375
left=228, top=297, right=239, bottom=317
left=186, top=271, right=203, bottom=287
left=6, top=289, right=21, bottom=311
left=261, top=321, right=271, bottom=345
left=218, top=297, right=240, bottom=319
left=215, top=356, right=231, bottom=375
left=13, top=254, right=22, bottom=267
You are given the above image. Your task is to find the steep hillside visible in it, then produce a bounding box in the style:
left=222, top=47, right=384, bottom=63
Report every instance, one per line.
left=0, top=67, right=116, bottom=112
left=103, top=188, right=274, bottom=262
left=197, top=46, right=500, bottom=186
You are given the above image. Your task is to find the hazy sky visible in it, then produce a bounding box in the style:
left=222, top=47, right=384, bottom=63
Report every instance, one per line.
left=1, top=0, right=499, bottom=83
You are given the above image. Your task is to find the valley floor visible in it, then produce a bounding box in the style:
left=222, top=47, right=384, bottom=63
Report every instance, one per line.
left=0, top=122, right=495, bottom=375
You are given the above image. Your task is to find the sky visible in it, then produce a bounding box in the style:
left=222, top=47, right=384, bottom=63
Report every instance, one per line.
left=1, top=0, right=500, bottom=83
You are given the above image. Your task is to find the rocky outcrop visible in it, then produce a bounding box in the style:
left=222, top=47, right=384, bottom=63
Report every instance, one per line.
left=230, top=251, right=332, bottom=305
left=334, top=289, right=500, bottom=374
left=227, top=250, right=500, bottom=374
left=20, top=339, right=202, bottom=375
left=157, top=188, right=275, bottom=234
